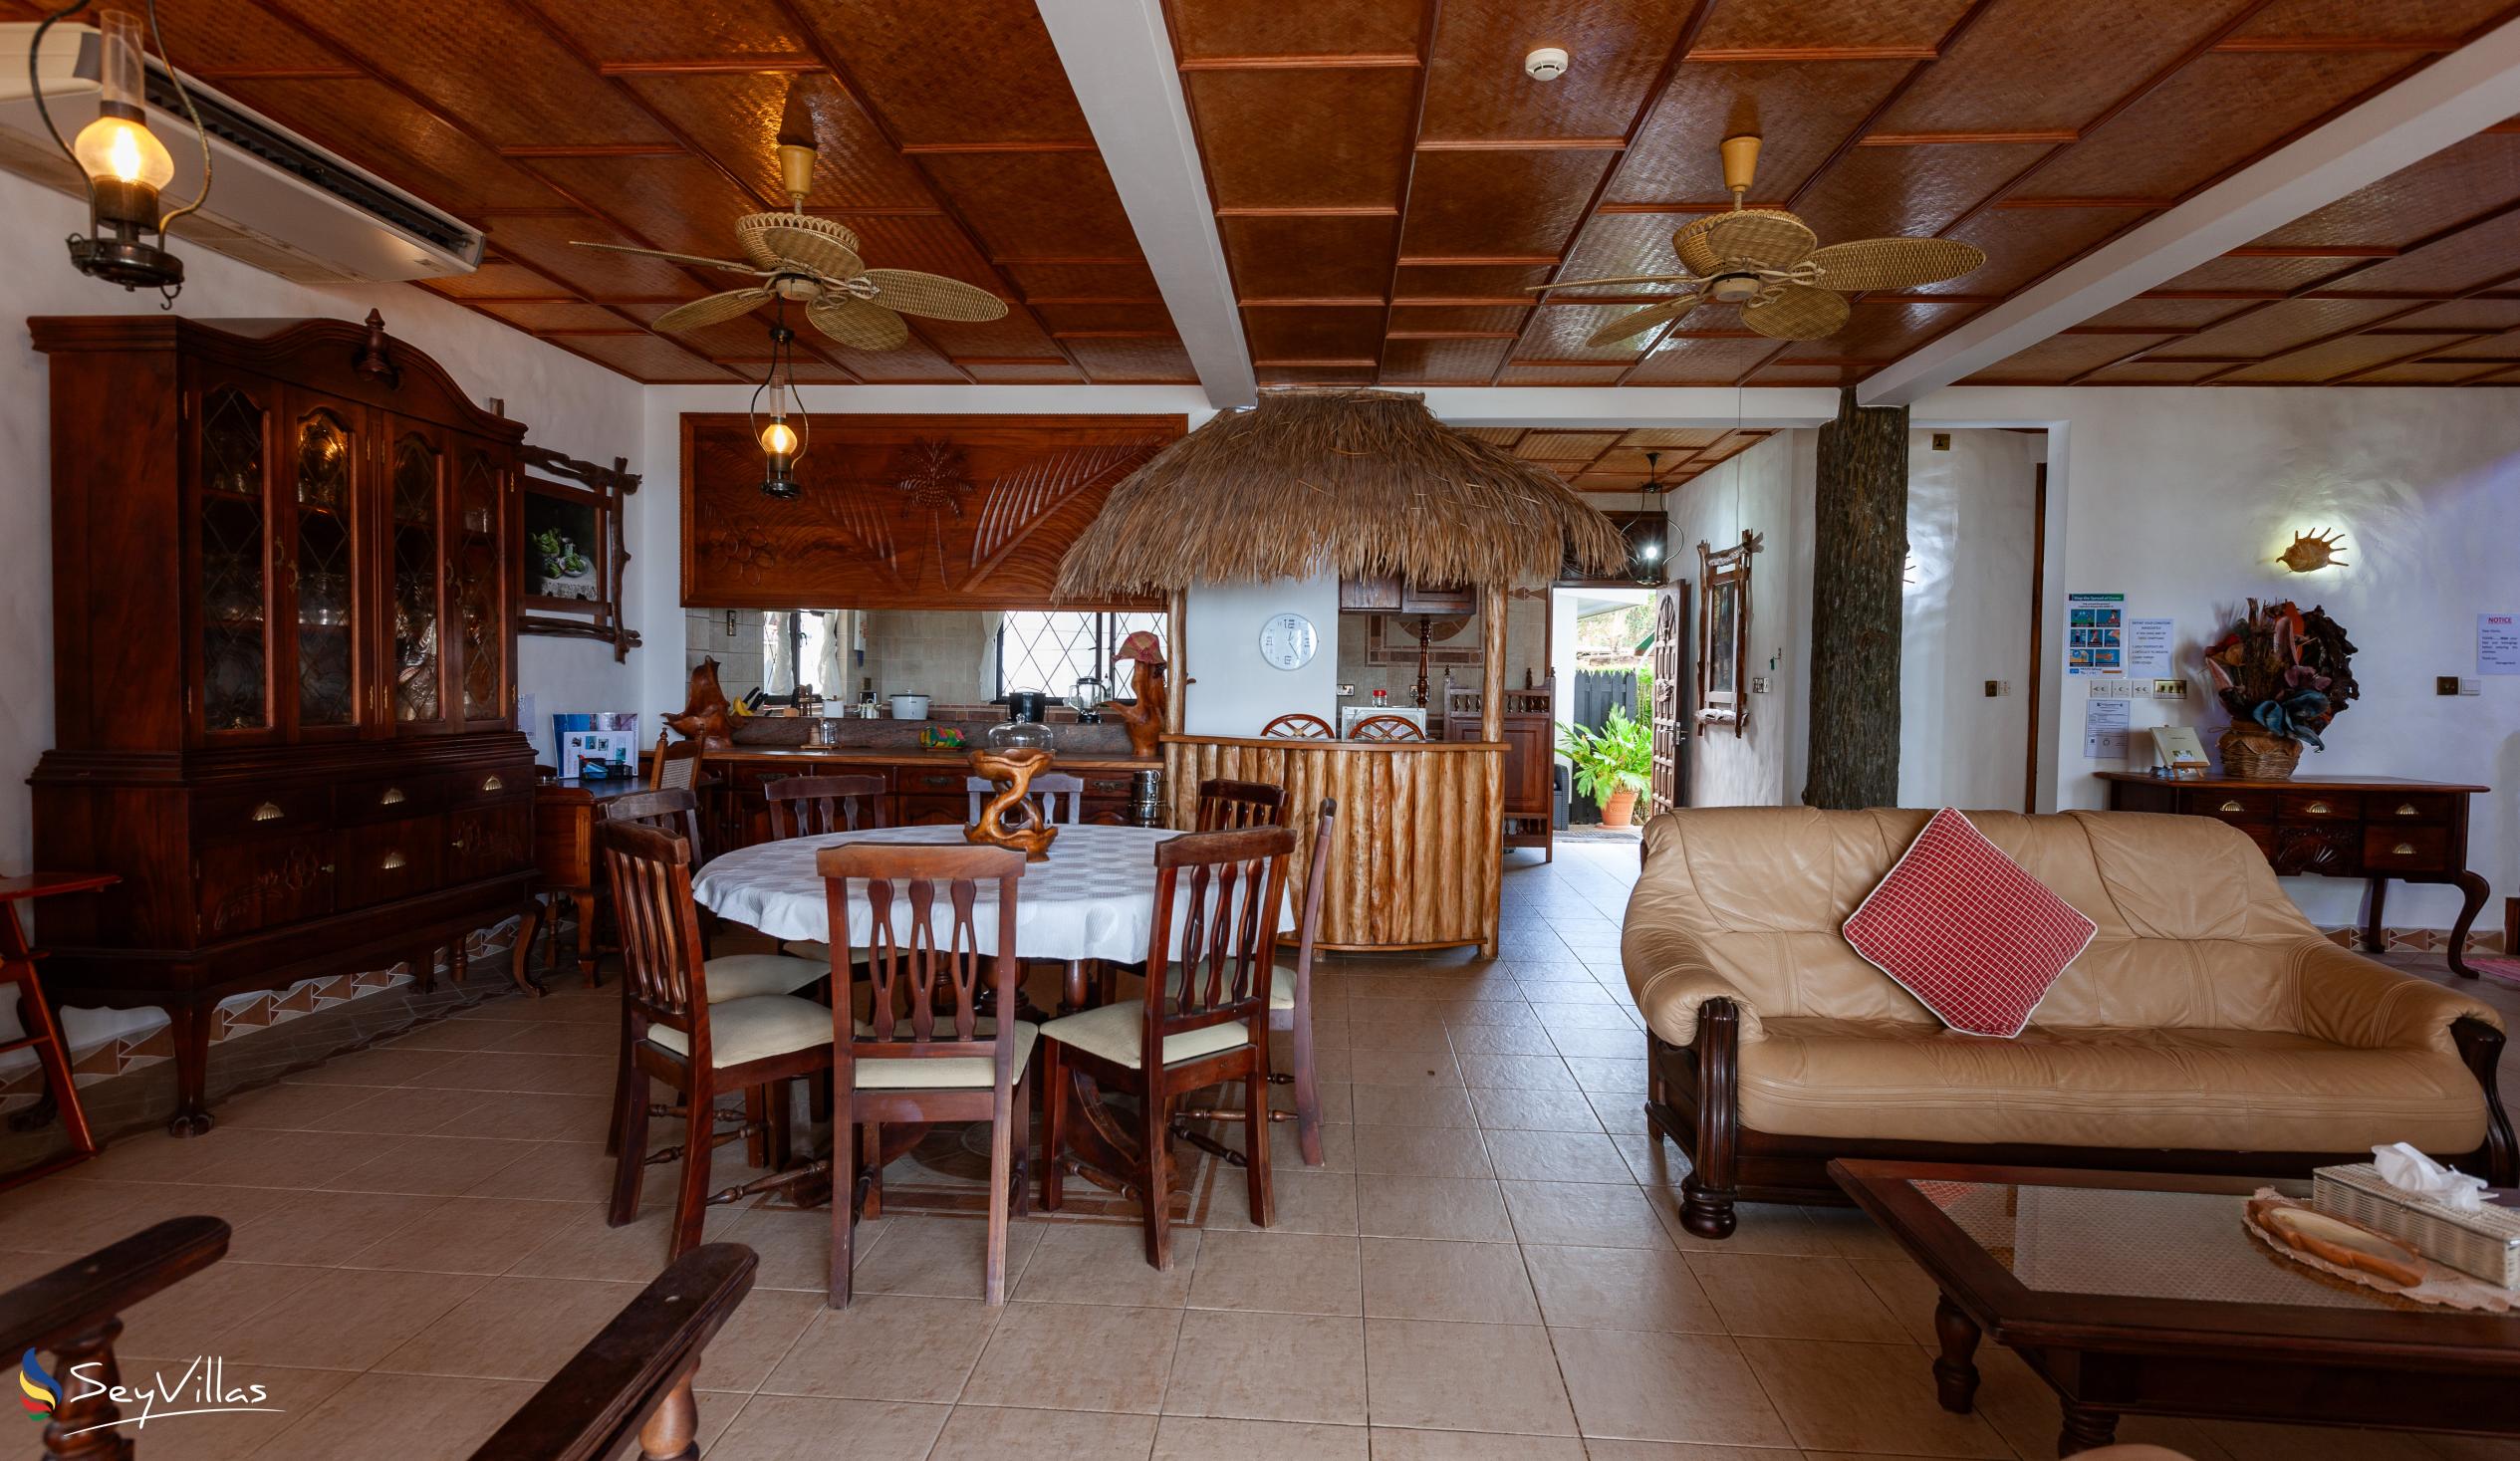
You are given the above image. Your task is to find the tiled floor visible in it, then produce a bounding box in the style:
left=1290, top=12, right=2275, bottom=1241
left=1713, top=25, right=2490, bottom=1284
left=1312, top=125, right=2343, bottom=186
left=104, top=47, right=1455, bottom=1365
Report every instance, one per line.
left=7, top=841, right=2518, bottom=1461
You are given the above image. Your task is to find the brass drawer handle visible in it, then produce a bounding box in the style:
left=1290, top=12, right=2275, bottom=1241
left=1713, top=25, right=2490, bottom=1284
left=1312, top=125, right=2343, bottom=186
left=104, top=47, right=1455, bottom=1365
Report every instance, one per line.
left=2392, top=843, right=2415, bottom=856
left=379, top=787, right=406, bottom=805
left=251, top=801, right=284, bottom=822
left=2395, top=803, right=2418, bottom=817
left=481, top=775, right=504, bottom=792
left=2305, top=801, right=2331, bottom=815
left=2219, top=800, right=2245, bottom=814
left=381, top=851, right=407, bottom=869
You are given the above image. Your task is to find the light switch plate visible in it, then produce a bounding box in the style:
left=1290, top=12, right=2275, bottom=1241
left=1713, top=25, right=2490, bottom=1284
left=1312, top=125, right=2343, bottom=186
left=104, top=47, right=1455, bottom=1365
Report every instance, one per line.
left=1749, top=676, right=1771, bottom=693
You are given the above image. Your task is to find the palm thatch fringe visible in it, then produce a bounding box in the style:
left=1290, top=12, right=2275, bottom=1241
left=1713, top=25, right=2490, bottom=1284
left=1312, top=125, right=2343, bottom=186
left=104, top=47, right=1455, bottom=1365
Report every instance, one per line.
left=1056, top=388, right=1630, bottom=598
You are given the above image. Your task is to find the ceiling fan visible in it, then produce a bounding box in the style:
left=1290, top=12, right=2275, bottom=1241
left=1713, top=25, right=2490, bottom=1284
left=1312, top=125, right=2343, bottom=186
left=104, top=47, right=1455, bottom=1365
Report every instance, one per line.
left=1532, top=133, right=1988, bottom=345
left=568, top=118, right=1008, bottom=352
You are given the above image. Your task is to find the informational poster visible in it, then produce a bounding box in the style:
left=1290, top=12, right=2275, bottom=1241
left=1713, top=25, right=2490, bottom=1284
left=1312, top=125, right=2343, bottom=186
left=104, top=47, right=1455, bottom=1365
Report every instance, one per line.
left=2065, top=592, right=2126, bottom=675
left=2124, top=617, right=2174, bottom=678
left=2481, top=613, right=2520, bottom=674
left=2082, top=696, right=2132, bottom=759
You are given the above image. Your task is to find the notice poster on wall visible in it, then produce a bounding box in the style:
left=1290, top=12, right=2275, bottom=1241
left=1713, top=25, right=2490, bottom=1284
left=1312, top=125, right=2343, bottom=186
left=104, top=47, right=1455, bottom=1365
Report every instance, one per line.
left=2124, top=617, right=2174, bottom=678
left=2082, top=696, right=2132, bottom=759
left=2481, top=613, right=2520, bottom=674
left=2065, top=592, right=2127, bottom=675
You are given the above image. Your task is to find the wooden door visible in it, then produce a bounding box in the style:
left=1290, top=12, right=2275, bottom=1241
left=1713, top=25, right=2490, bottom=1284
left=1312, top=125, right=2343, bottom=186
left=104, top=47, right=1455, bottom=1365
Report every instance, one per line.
left=1648, top=583, right=1688, bottom=817
left=448, top=439, right=514, bottom=730
left=187, top=371, right=282, bottom=743
left=381, top=419, right=455, bottom=734
left=279, top=392, right=367, bottom=741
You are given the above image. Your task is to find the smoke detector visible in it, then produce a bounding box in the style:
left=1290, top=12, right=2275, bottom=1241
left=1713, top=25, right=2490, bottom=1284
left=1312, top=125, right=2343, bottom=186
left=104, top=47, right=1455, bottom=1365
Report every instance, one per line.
left=1524, top=47, right=1569, bottom=81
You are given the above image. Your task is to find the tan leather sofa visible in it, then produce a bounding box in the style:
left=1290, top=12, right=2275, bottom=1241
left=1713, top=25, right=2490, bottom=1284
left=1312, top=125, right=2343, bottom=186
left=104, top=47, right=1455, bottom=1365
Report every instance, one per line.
left=1623, top=806, right=2513, bottom=1239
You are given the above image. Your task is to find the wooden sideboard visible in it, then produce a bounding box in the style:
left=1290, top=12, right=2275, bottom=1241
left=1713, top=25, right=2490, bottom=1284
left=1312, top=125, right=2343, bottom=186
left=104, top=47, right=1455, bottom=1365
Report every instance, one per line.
left=29, top=315, right=540, bottom=1134
left=1445, top=686, right=1554, bottom=859
left=2099, top=772, right=2492, bottom=977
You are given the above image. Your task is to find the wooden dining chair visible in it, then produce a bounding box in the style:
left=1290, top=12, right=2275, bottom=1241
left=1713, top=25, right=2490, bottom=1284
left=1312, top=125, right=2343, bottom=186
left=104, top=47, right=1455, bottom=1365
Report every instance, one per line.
left=648, top=731, right=703, bottom=792
left=1037, top=825, right=1297, bottom=1268
left=1259, top=713, right=1336, bottom=740
left=1195, top=777, right=1287, bottom=831
left=962, top=771, right=1085, bottom=826
left=1347, top=713, right=1423, bottom=742
left=765, top=774, right=887, bottom=838
left=820, top=842, right=1033, bottom=1306
left=602, top=822, right=834, bottom=1258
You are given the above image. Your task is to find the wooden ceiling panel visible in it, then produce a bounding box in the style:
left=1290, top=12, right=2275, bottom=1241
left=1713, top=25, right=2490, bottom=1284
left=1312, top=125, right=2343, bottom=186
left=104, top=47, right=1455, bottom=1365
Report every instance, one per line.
left=1626, top=337, right=1791, bottom=382
left=1514, top=303, right=1668, bottom=363
left=999, top=262, right=1164, bottom=299
left=2168, top=297, right=2415, bottom=360
left=156, top=0, right=329, bottom=72
left=1382, top=339, right=1519, bottom=382
left=2225, top=0, right=2518, bottom=43
left=1165, top=0, right=1425, bottom=61
left=1877, top=0, right=2258, bottom=133
left=1617, top=60, right=1914, bottom=206
left=2432, top=331, right=2520, bottom=357
left=1401, top=149, right=1617, bottom=256
left=1622, top=427, right=1725, bottom=448
left=546, top=334, right=743, bottom=382
left=520, top=154, right=761, bottom=259
left=2221, top=332, right=2474, bottom=382
left=1792, top=143, right=2055, bottom=245
left=2079, top=359, right=2227, bottom=382
left=476, top=301, right=636, bottom=334
left=791, top=0, right=1089, bottom=145
left=2351, top=361, right=2504, bottom=383
left=2343, top=209, right=2520, bottom=295
left=1387, top=304, right=1533, bottom=333
left=627, top=75, right=935, bottom=211
left=1242, top=306, right=1388, bottom=361
left=1745, top=364, right=1864, bottom=385
left=2252, top=132, right=2520, bottom=249
left=1419, top=0, right=1700, bottom=141
left=1255, top=365, right=1383, bottom=384
left=618, top=301, right=808, bottom=361
left=814, top=338, right=966, bottom=380
left=913, top=312, right=1070, bottom=361
left=845, top=215, right=1023, bottom=291
left=917, top=153, right=1141, bottom=261
left=963, top=362, right=1091, bottom=383
left=1186, top=70, right=1418, bottom=210
left=1775, top=300, right=1975, bottom=361
left=422, top=262, right=584, bottom=300
left=1922, top=206, right=2152, bottom=298
left=2080, top=296, right=2256, bottom=331
left=484, top=215, right=707, bottom=300
left=2394, top=299, right=2520, bottom=332
left=1032, top=304, right=1176, bottom=334
left=1394, top=262, right=1557, bottom=297
left=2014, top=51, right=2431, bottom=202
left=728, top=357, right=855, bottom=383
left=1962, top=333, right=2180, bottom=382
left=1690, top=0, right=1979, bottom=52
left=1559, top=212, right=1688, bottom=285
left=216, top=79, right=565, bottom=218
left=1218, top=215, right=1401, bottom=298
left=1064, top=337, right=1199, bottom=382
left=525, top=0, right=807, bottom=62
left=1498, top=364, right=1631, bottom=384
left=1514, top=431, right=1624, bottom=461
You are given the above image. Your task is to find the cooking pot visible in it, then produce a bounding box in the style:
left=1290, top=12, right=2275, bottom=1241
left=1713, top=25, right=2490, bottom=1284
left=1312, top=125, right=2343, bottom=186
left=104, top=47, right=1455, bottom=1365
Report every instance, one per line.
left=888, top=693, right=930, bottom=720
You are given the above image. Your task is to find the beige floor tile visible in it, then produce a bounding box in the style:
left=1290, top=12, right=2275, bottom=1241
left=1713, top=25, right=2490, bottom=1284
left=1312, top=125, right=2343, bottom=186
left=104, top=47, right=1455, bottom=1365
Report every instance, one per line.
left=1849, top=1257, right=1945, bottom=1346
left=1359, top=1238, right=1538, bottom=1324
left=1337, top=1053, right=1464, bottom=1088
left=704, top=1395, right=950, bottom=1461
left=1362, top=1319, right=1576, bottom=1436
left=1546, top=1327, right=1794, bottom=1446
left=1465, top=1087, right=1605, bottom=1131
left=285, top=1047, right=461, bottom=1088
left=760, top=1295, right=1001, bottom=1403
left=385, top=1015, right=535, bottom=1052
left=1453, top=1054, right=1580, bottom=1091
left=1349, top=1084, right=1479, bottom=1127
left=115, top=1258, right=300, bottom=1358
left=1646, top=1190, right=1839, bottom=1256
left=1207, top=1167, right=1360, bottom=1235
left=1614, top=1133, right=1687, bottom=1187
left=211, top=1266, right=493, bottom=1371
left=1533, top=1004, right=1639, bottom=1032
left=373, top=1274, right=643, bottom=1380
left=846, top=1214, right=1043, bottom=1301
left=1499, top=1180, right=1673, bottom=1249
left=1546, top=1026, right=1646, bottom=1060
left=488, top=1019, right=618, bottom=1056
left=217, top=1080, right=402, bottom=1130
left=718, top=1204, right=868, bottom=1294
left=959, top=1301, right=1182, bottom=1412
left=1735, top=1337, right=2012, bottom=1457
left=1351, top=1125, right=1493, bottom=1179
left=1186, top=1230, right=1363, bottom=1315
left=1163, top=1309, right=1367, bottom=1424
left=693, top=1287, right=826, bottom=1392
left=1443, top=1024, right=1562, bottom=1057
left=1341, top=1016, right=1459, bottom=1054
left=12, top=1180, right=293, bottom=1257
left=1157, top=1415, right=1368, bottom=1461
left=2199, top=1420, right=2448, bottom=1461
left=507, top=1201, right=740, bottom=1283
left=1478, top=1128, right=1636, bottom=1184
left=1583, top=1442, right=1803, bottom=1461
left=1798, top=1204, right=1914, bottom=1261
left=1520, top=1245, right=1720, bottom=1334
left=474, top=1139, right=615, bottom=1202
left=1356, top=1175, right=1514, bottom=1243
left=88, top=1363, right=362, bottom=1461
left=297, top=1085, right=493, bottom=1136
left=930, top=1404, right=1157, bottom=1460
left=1019, top=1222, right=1202, bottom=1307
left=405, top=1050, right=616, bottom=1096
left=1588, top=1093, right=1655, bottom=1138
left=323, top=1133, right=545, bottom=1196
left=248, top=1369, right=537, bottom=1461
left=1265, top=1118, right=1359, bottom=1173
left=1367, top=1429, right=1587, bottom=1461
left=428, top=1090, right=614, bottom=1140
left=174, top=1128, right=390, bottom=1188
left=1686, top=1251, right=1911, bottom=1343
left=1564, top=1057, right=1648, bottom=1095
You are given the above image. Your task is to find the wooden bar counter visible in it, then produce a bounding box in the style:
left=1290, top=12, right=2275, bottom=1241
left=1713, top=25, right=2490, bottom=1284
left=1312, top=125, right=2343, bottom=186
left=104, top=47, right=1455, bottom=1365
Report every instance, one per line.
left=1161, top=734, right=1504, bottom=957
left=702, top=747, right=1155, bottom=849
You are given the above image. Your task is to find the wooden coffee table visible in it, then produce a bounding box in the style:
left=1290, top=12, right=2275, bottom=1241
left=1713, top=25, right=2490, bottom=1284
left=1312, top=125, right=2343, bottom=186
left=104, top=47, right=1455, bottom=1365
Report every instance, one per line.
left=1831, top=1159, right=2520, bottom=1455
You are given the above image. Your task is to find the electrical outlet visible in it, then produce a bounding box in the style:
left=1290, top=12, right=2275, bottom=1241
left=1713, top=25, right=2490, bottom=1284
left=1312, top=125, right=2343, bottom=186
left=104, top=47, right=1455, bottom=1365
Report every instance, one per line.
left=1931, top=432, right=1951, bottom=450
left=2438, top=675, right=2462, bottom=696
left=1983, top=679, right=2007, bottom=697
left=2458, top=676, right=2482, bottom=696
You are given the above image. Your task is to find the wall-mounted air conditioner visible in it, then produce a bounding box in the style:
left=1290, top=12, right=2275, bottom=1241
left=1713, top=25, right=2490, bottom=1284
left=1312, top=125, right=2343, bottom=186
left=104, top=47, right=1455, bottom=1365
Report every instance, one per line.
left=0, top=22, right=482, bottom=286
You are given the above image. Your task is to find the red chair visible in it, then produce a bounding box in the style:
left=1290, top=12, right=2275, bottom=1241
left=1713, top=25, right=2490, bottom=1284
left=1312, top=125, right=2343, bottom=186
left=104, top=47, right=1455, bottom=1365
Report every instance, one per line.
left=1347, top=713, right=1424, bottom=742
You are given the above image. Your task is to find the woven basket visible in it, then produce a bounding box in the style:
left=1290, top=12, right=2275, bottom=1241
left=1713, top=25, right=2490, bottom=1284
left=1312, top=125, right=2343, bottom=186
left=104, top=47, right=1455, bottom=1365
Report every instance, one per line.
left=2218, top=726, right=2303, bottom=780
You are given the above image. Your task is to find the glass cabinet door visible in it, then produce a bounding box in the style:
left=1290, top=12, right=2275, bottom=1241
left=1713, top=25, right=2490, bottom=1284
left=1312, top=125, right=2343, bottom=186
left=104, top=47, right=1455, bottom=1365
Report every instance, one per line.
left=195, top=381, right=274, bottom=737
left=388, top=426, right=450, bottom=731
left=287, top=401, right=361, bottom=734
left=452, top=444, right=508, bottom=726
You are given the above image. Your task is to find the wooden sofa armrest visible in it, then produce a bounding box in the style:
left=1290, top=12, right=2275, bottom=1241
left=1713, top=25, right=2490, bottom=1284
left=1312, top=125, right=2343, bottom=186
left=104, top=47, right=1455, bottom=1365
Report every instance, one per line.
left=1624, top=926, right=1764, bottom=1047
left=2293, top=940, right=2503, bottom=1054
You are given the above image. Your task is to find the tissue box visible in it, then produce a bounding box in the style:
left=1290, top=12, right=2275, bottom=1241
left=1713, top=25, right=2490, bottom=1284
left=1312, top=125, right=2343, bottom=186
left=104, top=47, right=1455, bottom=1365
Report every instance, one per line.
left=2311, top=1162, right=2520, bottom=1288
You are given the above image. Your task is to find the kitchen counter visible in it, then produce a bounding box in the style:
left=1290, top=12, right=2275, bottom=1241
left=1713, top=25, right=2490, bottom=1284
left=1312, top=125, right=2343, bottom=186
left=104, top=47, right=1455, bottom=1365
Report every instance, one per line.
left=703, top=746, right=1153, bottom=772
left=702, top=745, right=1158, bottom=847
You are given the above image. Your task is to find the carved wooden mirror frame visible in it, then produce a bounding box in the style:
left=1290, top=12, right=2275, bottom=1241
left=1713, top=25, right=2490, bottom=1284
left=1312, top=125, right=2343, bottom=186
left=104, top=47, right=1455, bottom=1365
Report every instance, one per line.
left=519, top=443, right=642, bottom=661
left=1695, top=531, right=1756, bottom=737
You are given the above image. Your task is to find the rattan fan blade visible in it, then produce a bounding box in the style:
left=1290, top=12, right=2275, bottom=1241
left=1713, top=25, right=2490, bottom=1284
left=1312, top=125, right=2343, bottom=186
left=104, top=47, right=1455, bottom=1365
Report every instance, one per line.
left=1527, top=272, right=1697, bottom=293
left=748, top=220, right=866, bottom=283
left=858, top=269, right=1009, bottom=322
left=1807, top=237, right=1987, bottom=292
left=650, top=288, right=776, bottom=334
left=1740, top=283, right=1849, bottom=340
left=568, top=241, right=767, bottom=275
left=1674, top=208, right=1816, bottom=273
left=809, top=297, right=910, bottom=352
left=1585, top=295, right=1701, bottom=348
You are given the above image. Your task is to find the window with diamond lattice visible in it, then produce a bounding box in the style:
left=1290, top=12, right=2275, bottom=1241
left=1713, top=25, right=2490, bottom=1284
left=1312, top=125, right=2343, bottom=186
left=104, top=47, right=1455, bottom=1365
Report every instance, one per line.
left=996, top=612, right=1163, bottom=701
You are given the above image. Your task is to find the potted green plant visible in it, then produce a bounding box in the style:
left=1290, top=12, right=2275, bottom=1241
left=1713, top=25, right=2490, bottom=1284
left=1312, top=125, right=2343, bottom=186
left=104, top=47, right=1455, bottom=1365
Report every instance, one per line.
left=1558, top=706, right=1652, bottom=829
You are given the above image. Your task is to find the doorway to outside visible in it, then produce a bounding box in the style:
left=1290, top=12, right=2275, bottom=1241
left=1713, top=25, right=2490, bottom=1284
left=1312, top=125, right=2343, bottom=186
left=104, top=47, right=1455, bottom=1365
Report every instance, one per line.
left=1548, top=585, right=1655, bottom=840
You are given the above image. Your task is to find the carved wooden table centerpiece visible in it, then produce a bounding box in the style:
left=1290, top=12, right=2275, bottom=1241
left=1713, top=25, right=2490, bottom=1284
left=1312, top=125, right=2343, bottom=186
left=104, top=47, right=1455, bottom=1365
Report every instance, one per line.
left=965, top=749, right=1059, bottom=860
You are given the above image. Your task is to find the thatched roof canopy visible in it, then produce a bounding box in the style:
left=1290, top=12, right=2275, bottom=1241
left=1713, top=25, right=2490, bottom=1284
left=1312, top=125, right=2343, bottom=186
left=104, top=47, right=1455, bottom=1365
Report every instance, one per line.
left=1057, top=388, right=1630, bottom=598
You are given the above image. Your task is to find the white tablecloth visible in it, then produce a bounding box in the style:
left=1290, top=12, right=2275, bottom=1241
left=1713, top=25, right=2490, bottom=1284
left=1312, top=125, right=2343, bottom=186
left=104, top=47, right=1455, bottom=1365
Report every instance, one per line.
left=692, top=824, right=1288, bottom=964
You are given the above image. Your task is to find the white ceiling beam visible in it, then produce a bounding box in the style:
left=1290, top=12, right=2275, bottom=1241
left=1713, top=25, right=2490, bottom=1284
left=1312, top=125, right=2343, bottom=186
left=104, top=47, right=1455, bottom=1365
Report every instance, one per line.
left=1036, top=0, right=1255, bottom=409
left=1859, top=14, right=2520, bottom=407
left=1418, top=386, right=1841, bottom=428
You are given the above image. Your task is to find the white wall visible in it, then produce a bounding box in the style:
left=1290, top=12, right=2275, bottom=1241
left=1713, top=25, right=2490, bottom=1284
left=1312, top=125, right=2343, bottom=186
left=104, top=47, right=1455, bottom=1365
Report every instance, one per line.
left=1899, top=429, right=2040, bottom=811
left=1183, top=576, right=1342, bottom=736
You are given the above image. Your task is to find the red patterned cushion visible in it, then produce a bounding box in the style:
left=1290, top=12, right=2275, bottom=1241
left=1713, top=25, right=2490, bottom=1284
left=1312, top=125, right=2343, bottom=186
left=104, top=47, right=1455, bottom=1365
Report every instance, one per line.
left=1843, top=809, right=2097, bottom=1038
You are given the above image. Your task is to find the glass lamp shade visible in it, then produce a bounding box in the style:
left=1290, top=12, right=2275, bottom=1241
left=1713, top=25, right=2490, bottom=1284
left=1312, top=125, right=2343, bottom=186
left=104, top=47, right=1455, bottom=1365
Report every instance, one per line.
left=759, top=419, right=799, bottom=457
left=73, top=114, right=172, bottom=223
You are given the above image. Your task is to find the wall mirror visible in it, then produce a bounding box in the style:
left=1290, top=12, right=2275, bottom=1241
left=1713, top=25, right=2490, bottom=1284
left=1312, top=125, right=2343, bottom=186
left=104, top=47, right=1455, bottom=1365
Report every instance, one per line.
left=1696, top=531, right=1757, bottom=736
left=519, top=444, right=640, bottom=659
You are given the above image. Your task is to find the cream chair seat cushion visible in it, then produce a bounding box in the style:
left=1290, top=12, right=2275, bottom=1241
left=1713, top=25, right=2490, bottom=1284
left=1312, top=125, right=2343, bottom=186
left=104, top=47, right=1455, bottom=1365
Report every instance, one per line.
left=1041, top=998, right=1249, bottom=1070
left=645, top=994, right=828, bottom=1069
left=854, top=1022, right=1038, bottom=1090
left=701, top=953, right=829, bottom=1001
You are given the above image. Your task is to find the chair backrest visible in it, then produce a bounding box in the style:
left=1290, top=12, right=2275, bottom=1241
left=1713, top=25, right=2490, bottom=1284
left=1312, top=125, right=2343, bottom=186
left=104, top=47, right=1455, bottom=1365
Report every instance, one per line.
left=1348, top=713, right=1423, bottom=742
left=1260, top=713, right=1336, bottom=740
left=818, top=842, right=1026, bottom=1083
left=962, top=772, right=1085, bottom=827
left=1290, top=797, right=1338, bottom=986
left=1143, top=825, right=1297, bottom=1049
left=1194, top=777, right=1286, bottom=831
left=602, top=787, right=705, bottom=862
left=596, top=820, right=712, bottom=1062
left=650, top=730, right=703, bottom=791
left=766, top=774, right=886, bottom=838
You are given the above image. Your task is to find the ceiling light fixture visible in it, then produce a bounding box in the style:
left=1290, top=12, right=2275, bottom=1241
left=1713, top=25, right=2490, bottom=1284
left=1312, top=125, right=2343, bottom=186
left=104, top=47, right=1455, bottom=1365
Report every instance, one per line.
left=30, top=1, right=213, bottom=297
left=752, top=307, right=808, bottom=500
left=1629, top=451, right=1669, bottom=587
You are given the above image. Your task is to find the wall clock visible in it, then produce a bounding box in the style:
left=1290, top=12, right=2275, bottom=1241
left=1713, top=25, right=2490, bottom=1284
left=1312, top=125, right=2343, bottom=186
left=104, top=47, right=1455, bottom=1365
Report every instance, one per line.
left=1258, top=612, right=1318, bottom=670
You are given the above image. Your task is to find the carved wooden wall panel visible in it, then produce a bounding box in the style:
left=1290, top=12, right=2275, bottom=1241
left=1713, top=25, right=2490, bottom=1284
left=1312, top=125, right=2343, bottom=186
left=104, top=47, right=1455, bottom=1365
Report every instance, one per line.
left=679, top=413, right=1183, bottom=609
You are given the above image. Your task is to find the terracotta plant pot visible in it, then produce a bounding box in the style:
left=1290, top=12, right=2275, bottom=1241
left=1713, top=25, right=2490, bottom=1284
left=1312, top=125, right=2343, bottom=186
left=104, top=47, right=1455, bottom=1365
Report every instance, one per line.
left=1600, top=786, right=1641, bottom=829
left=2218, top=726, right=2303, bottom=781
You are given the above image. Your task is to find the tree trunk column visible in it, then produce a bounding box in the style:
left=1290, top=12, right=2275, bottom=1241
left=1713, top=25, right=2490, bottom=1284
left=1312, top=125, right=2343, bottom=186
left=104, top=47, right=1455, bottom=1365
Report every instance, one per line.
left=1804, top=387, right=1908, bottom=811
